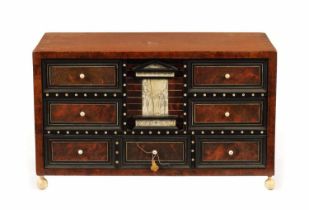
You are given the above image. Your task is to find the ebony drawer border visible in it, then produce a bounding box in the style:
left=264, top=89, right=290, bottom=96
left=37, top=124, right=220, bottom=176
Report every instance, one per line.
left=120, top=136, right=191, bottom=169
left=42, top=59, right=123, bottom=92
left=187, top=59, right=268, bottom=92
left=44, top=135, right=117, bottom=169
left=195, top=135, right=266, bottom=169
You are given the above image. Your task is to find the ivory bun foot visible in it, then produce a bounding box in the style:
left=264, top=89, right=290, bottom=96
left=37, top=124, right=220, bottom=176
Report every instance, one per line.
left=37, top=176, right=48, bottom=190
left=264, top=176, right=275, bottom=190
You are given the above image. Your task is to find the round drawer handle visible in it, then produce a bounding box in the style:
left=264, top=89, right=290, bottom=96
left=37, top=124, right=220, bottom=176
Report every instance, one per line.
left=224, top=111, right=230, bottom=117
left=79, top=73, right=85, bottom=79
left=77, top=149, right=84, bottom=155
left=228, top=150, right=234, bottom=156
left=80, top=111, right=86, bottom=117
left=225, top=73, right=231, bottom=79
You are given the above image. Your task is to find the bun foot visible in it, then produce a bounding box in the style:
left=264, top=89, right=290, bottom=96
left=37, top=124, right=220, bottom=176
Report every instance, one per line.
left=37, top=176, right=48, bottom=190
left=264, top=176, right=275, bottom=190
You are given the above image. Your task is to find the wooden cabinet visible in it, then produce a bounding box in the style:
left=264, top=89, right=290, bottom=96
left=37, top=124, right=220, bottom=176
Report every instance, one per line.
left=33, top=33, right=277, bottom=190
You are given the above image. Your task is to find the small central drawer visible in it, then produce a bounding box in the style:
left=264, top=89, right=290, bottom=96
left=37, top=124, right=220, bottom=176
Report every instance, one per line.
left=189, top=101, right=264, bottom=128
left=45, top=100, right=121, bottom=129
left=196, top=137, right=265, bottom=168
left=122, top=136, right=190, bottom=168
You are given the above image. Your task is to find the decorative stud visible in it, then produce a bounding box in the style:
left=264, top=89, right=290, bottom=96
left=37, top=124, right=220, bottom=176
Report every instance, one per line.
left=260, top=131, right=264, bottom=134
left=221, top=131, right=224, bottom=134
left=115, top=141, right=119, bottom=145
left=183, top=64, right=187, bottom=68
left=76, top=131, right=79, bottom=134
left=115, top=150, right=119, bottom=155
left=222, top=93, right=226, bottom=97
left=45, top=93, right=49, bottom=97
left=241, top=130, right=244, bottom=134
left=123, top=122, right=127, bottom=125
left=132, top=131, right=135, bottom=134
left=104, top=93, right=107, bottom=97
left=65, top=93, right=69, bottom=97
left=191, top=140, right=195, bottom=144
left=123, top=93, right=127, bottom=97
left=183, top=121, right=187, bottom=125
left=47, top=131, right=51, bottom=134
left=104, top=131, right=108, bottom=134
left=123, top=73, right=127, bottom=77
left=113, top=93, right=117, bottom=97
left=149, top=131, right=152, bottom=134
left=85, top=131, right=89, bottom=134
left=114, top=131, right=117, bottom=135
left=57, top=131, right=60, bottom=134
left=123, top=113, right=127, bottom=116
left=242, top=93, right=246, bottom=97
left=184, top=84, right=187, bottom=87
left=166, top=131, right=170, bottom=134
left=191, top=131, right=195, bottom=135
left=231, top=130, right=234, bottom=134
left=123, top=83, right=126, bottom=87
left=184, top=74, right=187, bottom=78
left=201, top=131, right=205, bottom=134
left=191, top=158, right=195, bottom=162
left=123, top=63, right=126, bottom=67
left=94, top=93, right=98, bottom=97
left=184, top=93, right=187, bottom=97
left=211, top=131, right=214, bottom=134
left=64, top=130, right=68, bottom=134
left=251, top=131, right=254, bottom=134
left=191, top=149, right=195, bottom=153
left=193, top=93, right=197, bottom=97
left=252, top=93, right=255, bottom=97
left=157, top=131, right=161, bottom=134
left=115, top=160, right=119, bottom=164
left=183, top=131, right=187, bottom=134
left=261, top=93, right=265, bottom=97
left=184, top=112, right=187, bottom=116
left=174, top=131, right=178, bottom=134
left=213, top=93, right=217, bottom=97
left=55, top=93, right=59, bottom=97
left=184, top=103, right=187, bottom=106
left=123, top=103, right=126, bottom=107
left=232, top=93, right=236, bottom=97
left=203, top=93, right=207, bottom=97
left=140, top=131, right=144, bottom=134
left=75, top=93, right=78, bottom=97
left=94, top=131, right=98, bottom=134
left=83, top=93, right=87, bottom=97
left=124, top=131, right=127, bottom=135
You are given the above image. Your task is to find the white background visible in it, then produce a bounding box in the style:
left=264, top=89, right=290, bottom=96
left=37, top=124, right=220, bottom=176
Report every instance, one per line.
left=0, top=0, right=308, bottom=209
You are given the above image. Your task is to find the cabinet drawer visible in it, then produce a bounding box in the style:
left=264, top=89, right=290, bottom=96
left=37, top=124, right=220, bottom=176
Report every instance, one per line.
left=196, top=138, right=265, bottom=168
left=45, top=101, right=120, bottom=128
left=190, top=101, right=264, bottom=127
left=122, top=137, right=189, bottom=168
left=45, top=138, right=114, bottom=168
left=49, top=65, right=117, bottom=87
left=189, top=61, right=266, bottom=91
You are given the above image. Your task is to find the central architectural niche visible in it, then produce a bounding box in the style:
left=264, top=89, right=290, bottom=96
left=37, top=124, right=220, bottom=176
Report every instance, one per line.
left=133, top=62, right=178, bottom=128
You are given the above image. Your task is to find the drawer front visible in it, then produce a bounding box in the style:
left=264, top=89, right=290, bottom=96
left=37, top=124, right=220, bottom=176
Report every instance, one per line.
left=122, top=137, right=190, bottom=168
left=196, top=137, right=265, bottom=168
left=45, top=138, right=114, bottom=168
left=188, top=60, right=266, bottom=91
left=42, top=60, right=122, bottom=91
left=45, top=101, right=121, bottom=129
left=190, top=101, right=264, bottom=127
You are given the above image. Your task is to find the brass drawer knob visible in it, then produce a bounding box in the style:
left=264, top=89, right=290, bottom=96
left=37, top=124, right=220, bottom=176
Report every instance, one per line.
left=77, top=149, right=84, bottom=155
left=79, top=73, right=85, bottom=79
left=225, top=73, right=231, bottom=79
left=225, top=111, right=230, bottom=117
left=80, top=111, right=86, bottom=117
left=228, top=150, right=234, bottom=156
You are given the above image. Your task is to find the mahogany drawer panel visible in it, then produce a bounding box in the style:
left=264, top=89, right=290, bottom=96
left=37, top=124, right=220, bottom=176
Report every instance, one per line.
left=45, top=138, right=114, bottom=168
left=196, top=137, right=265, bottom=168
left=189, top=101, right=264, bottom=127
left=188, top=60, right=267, bottom=91
left=122, top=136, right=190, bottom=168
left=42, top=60, right=122, bottom=91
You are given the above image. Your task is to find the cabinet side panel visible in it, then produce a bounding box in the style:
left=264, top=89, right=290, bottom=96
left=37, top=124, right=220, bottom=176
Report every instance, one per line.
left=33, top=52, right=44, bottom=175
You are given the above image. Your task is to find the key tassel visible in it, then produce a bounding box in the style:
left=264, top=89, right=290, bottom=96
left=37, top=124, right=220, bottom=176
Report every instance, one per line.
left=151, top=159, right=159, bottom=172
